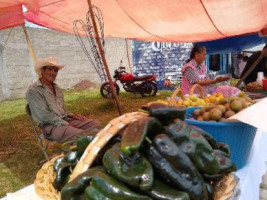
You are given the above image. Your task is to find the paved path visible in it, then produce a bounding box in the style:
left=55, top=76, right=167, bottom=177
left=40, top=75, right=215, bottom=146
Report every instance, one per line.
left=260, top=170, right=267, bottom=200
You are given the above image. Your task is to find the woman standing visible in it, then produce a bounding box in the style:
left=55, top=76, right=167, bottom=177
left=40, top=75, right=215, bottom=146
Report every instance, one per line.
left=181, top=45, right=229, bottom=95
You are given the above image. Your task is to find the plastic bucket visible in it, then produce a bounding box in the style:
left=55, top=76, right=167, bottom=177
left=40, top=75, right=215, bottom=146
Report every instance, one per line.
left=185, top=107, right=201, bottom=115
left=185, top=109, right=257, bottom=169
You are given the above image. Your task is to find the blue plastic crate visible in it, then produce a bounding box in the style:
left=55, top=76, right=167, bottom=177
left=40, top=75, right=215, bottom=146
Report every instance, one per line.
left=185, top=109, right=257, bottom=169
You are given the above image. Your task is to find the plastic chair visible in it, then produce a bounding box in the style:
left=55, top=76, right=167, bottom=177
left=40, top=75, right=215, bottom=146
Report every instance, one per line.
left=25, top=104, right=50, bottom=162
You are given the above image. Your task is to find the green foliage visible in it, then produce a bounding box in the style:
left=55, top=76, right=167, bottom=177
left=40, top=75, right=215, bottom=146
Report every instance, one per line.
left=0, top=98, right=27, bottom=121
left=0, top=164, right=24, bottom=197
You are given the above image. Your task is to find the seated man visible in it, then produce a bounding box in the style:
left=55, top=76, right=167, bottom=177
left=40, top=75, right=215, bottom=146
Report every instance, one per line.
left=26, top=57, right=100, bottom=142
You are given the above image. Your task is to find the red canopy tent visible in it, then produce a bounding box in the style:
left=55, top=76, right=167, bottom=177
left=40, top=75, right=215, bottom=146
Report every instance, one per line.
left=24, top=0, right=267, bottom=42
left=0, top=0, right=39, bottom=30
left=1, top=0, right=267, bottom=42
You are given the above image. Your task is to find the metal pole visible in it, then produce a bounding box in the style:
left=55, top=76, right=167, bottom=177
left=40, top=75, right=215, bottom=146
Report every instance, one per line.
left=87, top=0, right=122, bottom=115
left=125, top=39, right=132, bottom=73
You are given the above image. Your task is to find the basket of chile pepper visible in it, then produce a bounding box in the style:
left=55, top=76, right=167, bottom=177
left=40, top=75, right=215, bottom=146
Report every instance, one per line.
left=34, top=103, right=238, bottom=200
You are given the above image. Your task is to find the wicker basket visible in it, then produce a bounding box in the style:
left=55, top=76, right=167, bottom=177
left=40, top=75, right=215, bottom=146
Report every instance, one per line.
left=214, top=173, right=237, bottom=200
left=189, top=84, right=205, bottom=98
left=169, top=84, right=204, bottom=108
left=34, top=112, right=147, bottom=200
left=169, top=88, right=185, bottom=106
left=34, top=111, right=236, bottom=200
left=34, top=155, right=63, bottom=200
left=169, top=84, right=205, bottom=110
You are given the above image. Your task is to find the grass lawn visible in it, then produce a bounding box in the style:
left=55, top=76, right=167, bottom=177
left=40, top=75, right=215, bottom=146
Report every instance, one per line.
left=0, top=89, right=172, bottom=197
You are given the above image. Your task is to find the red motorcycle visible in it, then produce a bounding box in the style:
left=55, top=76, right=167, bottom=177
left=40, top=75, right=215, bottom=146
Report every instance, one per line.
left=100, top=66, right=157, bottom=98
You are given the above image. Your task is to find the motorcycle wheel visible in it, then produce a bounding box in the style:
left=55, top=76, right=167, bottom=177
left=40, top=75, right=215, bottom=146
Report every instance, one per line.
left=100, top=82, right=120, bottom=99
left=140, top=82, right=158, bottom=97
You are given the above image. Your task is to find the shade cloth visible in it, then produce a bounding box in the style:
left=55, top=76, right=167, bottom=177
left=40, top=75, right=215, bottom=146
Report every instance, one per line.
left=1, top=0, right=267, bottom=43
left=0, top=0, right=39, bottom=30
left=24, top=0, right=267, bottom=42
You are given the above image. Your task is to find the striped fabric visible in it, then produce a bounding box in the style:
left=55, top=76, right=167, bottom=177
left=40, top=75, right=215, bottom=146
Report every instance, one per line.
left=181, top=59, right=209, bottom=95
left=184, top=67, right=201, bottom=83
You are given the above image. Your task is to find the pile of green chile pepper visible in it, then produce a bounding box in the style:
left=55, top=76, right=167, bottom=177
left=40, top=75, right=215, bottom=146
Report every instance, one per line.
left=52, top=103, right=236, bottom=200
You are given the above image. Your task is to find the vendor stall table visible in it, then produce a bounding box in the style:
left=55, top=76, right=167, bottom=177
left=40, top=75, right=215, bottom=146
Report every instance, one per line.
left=1, top=130, right=267, bottom=200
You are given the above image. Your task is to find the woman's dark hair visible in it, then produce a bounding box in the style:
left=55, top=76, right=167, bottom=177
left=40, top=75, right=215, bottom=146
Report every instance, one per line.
left=186, top=45, right=206, bottom=63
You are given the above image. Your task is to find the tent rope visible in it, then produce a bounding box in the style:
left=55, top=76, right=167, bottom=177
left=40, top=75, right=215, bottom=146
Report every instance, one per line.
left=0, top=28, right=13, bottom=56
left=199, top=0, right=226, bottom=37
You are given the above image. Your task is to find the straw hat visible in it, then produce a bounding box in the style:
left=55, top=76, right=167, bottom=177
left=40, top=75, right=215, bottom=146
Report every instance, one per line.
left=34, top=57, right=64, bottom=77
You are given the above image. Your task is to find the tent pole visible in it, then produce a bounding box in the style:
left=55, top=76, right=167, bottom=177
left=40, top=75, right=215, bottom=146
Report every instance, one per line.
left=125, top=39, right=132, bottom=73
left=21, top=25, right=36, bottom=63
left=235, top=54, right=264, bottom=87
left=87, top=0, right=122, bottom=116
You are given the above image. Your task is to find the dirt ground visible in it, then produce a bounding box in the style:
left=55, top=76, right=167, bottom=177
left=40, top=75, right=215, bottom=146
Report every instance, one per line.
left=73, top=80, right=100, bottom=90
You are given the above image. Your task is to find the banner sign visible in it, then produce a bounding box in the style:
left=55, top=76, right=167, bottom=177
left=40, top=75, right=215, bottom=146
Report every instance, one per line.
left=132, top=41, right=193, bottom=89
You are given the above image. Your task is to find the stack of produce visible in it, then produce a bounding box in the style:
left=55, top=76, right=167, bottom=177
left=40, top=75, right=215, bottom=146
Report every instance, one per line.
left=148, top=92, right=225, bottom=109
left=245, top=81, right=263, bottom=92
left=35, top=103, right=237, bottom=200
left=214, top=85, right=241, bottom=98
left=167, top=84, right=208, bottom=108
left=169, top=94, right=208, bottom=107
left=189, top=92, right=255, bottom=122
left=164, top=84, right=233, bottom=108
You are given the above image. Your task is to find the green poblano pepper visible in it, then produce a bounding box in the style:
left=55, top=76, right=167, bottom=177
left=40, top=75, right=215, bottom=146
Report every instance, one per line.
left=214, top=150, right=237, bottom=174
left=145, top=134, right=208, bottom=200
left=53, top=151, right=80, bottom=191
left=61, top=166, right=104, bottom=200
left=148, top=104, right=186, bottom=126
left=189, top=125, right=218, bottom=149
left=84, top=186, right=111, bottom=200
left=75, top=135, right=96, bottom=156
left=84, top=170, right=152, bottom=200
left=53, top=157, right=64, bottom=172
left=53, top=161, right=72, bottom=191
left=216, top=143, right=231, bottom=158
left=202, top=173, right=224, bottom=182
left=145, top=178, right=190, bottom=200
left=63, top=151, right=79, bottom=165
left=205, top=182, right=214, bottom=200
left=92, top=136, right=122, bottom=166
left=121, top=116, right=163, bottom=156
left=103, top=143, right=154, bottom=191
left=166, top=119, right=220, bottom=175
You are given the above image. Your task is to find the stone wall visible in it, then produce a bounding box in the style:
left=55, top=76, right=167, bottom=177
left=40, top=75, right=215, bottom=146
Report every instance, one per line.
left=0, top=26, right=132, bottom=101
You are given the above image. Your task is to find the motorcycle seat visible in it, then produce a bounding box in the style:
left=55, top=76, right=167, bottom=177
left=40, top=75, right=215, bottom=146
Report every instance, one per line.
left=133, top=74, right=154, bottom=81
